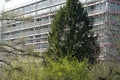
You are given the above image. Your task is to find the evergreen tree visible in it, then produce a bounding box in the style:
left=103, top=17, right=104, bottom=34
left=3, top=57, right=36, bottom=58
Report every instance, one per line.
left=47, top=0, right=100, bottom=63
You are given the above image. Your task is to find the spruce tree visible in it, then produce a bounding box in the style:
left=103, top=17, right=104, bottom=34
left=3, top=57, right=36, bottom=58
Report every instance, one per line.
left=47, top=0, right=100, bottom=63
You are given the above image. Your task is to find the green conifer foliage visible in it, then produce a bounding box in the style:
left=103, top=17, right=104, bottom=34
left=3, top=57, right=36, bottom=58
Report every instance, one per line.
left=47, top=0, right=100, bottom=63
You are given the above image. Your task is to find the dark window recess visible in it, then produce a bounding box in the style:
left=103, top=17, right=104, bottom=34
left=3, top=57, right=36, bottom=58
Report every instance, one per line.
left=89, top=17, right=95, bottom=23
left=50, top=15, right=54, bottom=18
left=12, top=24, right=16, bottom=27
left=16, top=22, right=21, bottom=25
left=36, top=18, right=41, bottom=21
left=44, top=16, right=49, bottom=19
left=90, top=5, right=95, bottom=10
left=35, top=35, right=41, bottom=37
left=41, top=26, right=48, bottom=29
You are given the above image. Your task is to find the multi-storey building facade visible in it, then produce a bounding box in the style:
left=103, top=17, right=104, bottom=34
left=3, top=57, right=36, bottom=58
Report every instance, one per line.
left=0, top=0, right=65, bottom=53
left=0, top=0, right=120, bottom=59
left=84, top=0, right=120, bottom=59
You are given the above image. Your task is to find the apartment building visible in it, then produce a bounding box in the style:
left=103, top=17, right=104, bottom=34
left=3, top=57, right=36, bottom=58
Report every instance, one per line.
left=0, top=0, right=65, bottom=53
left=84, top=0, right=120, bottom=59
left=0, top=0, right=120, bottom=59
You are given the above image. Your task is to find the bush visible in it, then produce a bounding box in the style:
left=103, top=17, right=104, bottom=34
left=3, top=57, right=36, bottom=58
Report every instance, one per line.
left=40, top=57, right=90, bottom=80
left=89, top=61, right=120, bottom=80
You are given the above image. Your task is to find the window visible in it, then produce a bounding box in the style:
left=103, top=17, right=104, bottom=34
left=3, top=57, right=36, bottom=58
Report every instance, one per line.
left=36, top=18, right=41, bottom=21
left=51, top=0, right=65, bottom=5
left=5, top=0, right=12, bottom=2
left=13, top=8, right=24, bottom=15
left=24, top=12, right=35, bottom=18
left=37, top=0, right=49, bottom=9
left=27, top=36, right=33, bottom=43
left=37, top=8, right=50, bottom=14
left=51, top=5, right=62, bottom=12
left=24, top=4, right=36, bottom=13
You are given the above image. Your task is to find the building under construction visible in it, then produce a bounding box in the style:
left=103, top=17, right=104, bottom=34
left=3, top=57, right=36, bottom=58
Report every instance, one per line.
left=0, top=0, right=120, bottom=59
